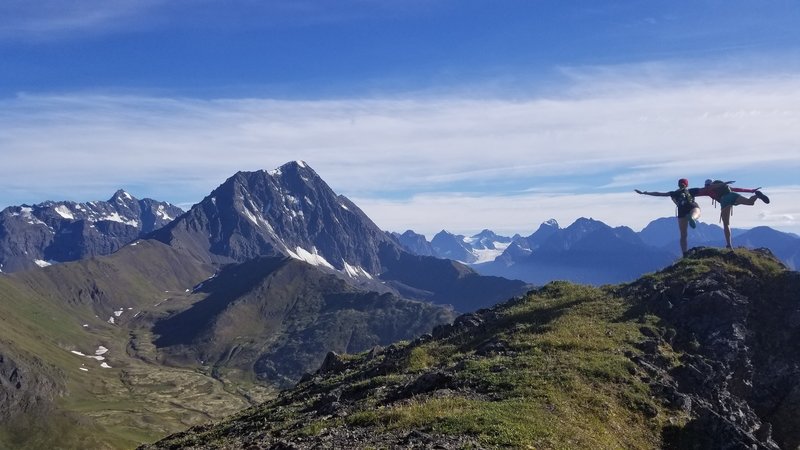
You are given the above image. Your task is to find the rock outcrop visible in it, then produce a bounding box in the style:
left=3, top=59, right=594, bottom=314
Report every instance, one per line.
left=624, top=247, right=800, bottom=449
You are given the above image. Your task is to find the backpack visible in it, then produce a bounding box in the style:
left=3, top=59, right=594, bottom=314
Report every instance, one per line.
left=708, top=180, right=736, bottom=215
left=709, top=180, right=733, bottom=197
left=672, top=187, right=694, bottom=208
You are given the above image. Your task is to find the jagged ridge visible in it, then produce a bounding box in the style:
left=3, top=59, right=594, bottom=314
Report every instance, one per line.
left=0, top=190, right=182, bottom=272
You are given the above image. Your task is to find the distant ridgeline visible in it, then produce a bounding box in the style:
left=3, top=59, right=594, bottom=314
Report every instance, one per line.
left=0, top=189, right=182, bottom=272
left=393, top=217, right=800, bottom=284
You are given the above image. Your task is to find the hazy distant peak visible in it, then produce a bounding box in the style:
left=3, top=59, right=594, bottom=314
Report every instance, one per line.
left=543, top=219, right=559, bottom=228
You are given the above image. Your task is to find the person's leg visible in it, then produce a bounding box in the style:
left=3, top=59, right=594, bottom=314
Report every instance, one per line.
left=678, top=217, right=689, bottom=255
left=735, top=195, right=757, bottom=206
left=687, top=206, right=700, bottom=228
left=721, top=206, right=733, bottom=248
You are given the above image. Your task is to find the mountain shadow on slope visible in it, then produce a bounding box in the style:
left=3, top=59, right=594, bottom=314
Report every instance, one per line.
left=377, top=243, right=529, bottom=311
left=152, top=256, right=457, bottom=386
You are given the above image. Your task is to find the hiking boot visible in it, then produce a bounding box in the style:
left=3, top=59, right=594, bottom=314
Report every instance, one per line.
left=755, top=190, right=770, bottom=204
left=687, top=215, right=697, bottom=229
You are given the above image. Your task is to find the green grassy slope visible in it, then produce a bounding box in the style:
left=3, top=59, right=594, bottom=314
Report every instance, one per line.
left=0, top=241, right=274, bottom=449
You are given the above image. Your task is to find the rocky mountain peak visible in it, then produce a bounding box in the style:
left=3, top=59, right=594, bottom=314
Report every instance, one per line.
left=473, top=229, right=498, bottom=239
left=431, top=230, right=475, bottom=263
left=155, top=162, right=394, bottom=275
left=109, top=189, right=136, bottom=204
left=542, top=218, right=559, bottom=228
left=390, top=230, right=435, bottom=257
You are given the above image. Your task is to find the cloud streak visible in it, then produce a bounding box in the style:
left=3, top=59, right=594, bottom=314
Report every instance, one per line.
left=0, top=0, right=164, bottom=40
left=0, top=0, right=438, bottom=41
left=1, top=68, right=799, bottom=235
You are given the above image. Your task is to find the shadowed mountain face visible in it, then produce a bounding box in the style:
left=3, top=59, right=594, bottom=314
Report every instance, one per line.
left=142, top=248, right=800, bottom=450
left=389, top=230, right=435, bottom=257
left=0, top=190, right=182, bottom=273
left=377, top=243, right=527, bottom=311
left=431, top=230, right=476, bottom=263
left=153, top=256, right=457, bottom=387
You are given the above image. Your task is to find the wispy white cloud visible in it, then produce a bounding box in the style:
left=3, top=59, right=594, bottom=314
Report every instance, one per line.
left=1, top=69, right=799, bottom=234
left=0, top=0, right=438, bottom=41
left=0, top=0, right=164, bottom=40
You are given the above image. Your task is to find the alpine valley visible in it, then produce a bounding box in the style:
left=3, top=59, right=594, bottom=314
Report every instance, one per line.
left=1, top=161, right=798, bottom=449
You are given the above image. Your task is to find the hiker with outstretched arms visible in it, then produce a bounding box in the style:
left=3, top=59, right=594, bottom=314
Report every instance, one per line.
left=695, top=179, right=770, bottom=249
left=635, top=178, right=701, bottom=256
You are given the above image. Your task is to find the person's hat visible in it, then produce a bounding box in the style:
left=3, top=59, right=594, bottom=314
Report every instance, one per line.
left=678, top=178, right=689, bottom=187
left=705, top=179, right=713, bottom=186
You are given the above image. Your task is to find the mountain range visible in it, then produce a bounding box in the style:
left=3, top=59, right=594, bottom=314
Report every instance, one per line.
left=2, top=161, right=798, bottom=449
left=392, top=217, right=800, bottom=284
left=0, top=190, right=182, bottom=273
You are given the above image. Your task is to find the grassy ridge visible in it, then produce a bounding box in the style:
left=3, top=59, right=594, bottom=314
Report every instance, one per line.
left=342, top=283, right=683, bottom=448
left=145, top=281, right=691, bottom=449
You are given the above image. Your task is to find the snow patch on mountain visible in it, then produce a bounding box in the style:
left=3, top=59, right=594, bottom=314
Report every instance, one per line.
left=100, top=212, right=139, bottom=227
left=156, top=205, right=173, bottom=221
left=288, top=246, right=335, bottom=270
left=342, top=260, right=373, bottom=279
left=54, top=205, right=74, bottom=220
left=241, top=205, right=261, bottom=227
left=19, top=207, right=47, bottom=226
left=471, top=242, right=511, bottom=264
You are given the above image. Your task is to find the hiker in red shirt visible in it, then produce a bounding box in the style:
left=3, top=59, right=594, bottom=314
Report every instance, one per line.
left=635, top=178, right=701, bottom=256
left=695, top=179, right=770, bottom=249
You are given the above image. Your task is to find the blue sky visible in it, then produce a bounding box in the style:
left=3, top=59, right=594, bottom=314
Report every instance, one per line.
left=2, top=0, right=800, bottom=236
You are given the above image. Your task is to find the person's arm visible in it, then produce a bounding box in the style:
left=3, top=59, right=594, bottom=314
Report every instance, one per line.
left=691, top=187, right=708, bottom=197
left=731, top=187, right=759, bottom=193
left=635, top=189, right=672, bottom=197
